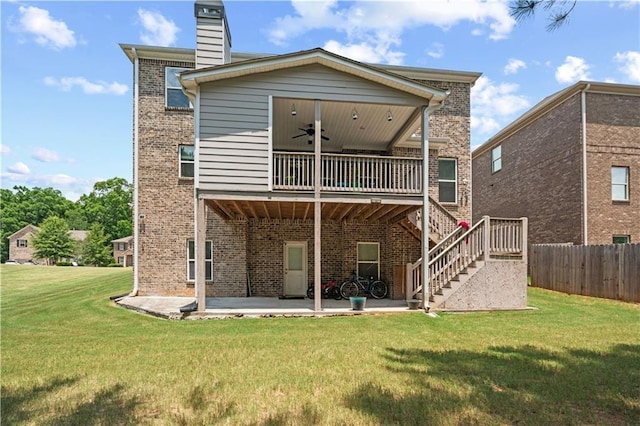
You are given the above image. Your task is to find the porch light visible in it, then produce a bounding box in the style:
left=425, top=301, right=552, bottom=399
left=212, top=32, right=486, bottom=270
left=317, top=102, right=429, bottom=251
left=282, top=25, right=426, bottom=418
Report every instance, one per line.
left=352, top=108, right=358, bottom=120
left=291, top=104, right=297, bottom=116
left=387, top=109, right=393, bottom=122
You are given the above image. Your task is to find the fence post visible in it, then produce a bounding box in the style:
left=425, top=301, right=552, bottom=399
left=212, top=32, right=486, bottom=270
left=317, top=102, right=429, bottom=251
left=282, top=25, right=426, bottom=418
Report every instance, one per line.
left=483, top=216, right=491, bottom=261
left=405, top=263, right=413, bottom=301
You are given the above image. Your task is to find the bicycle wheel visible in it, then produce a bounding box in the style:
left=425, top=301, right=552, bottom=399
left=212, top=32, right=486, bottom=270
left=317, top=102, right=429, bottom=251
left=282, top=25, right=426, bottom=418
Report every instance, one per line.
left=306, top=286, right=314, bottom=299
left=340, top=281, right=359, bottom=299
left=370, top=280, right=388, bottom=299
left=330, top=286, right=343, bottom=300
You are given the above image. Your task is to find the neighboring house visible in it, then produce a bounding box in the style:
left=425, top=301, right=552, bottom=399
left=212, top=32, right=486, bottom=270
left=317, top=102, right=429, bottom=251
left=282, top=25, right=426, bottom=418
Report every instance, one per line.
left=7, top=225, right=88, bottom=264
left=120, top=0, right=528, bottom=311
left=112, top=236, right=134, bottom=266
left=472, top=81, right=640, bottom=245
left=8, top=224, right=40, bottom=263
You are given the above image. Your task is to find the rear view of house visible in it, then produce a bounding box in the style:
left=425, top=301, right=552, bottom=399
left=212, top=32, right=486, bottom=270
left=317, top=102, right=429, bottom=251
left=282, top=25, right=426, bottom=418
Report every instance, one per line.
left=121, top=0, right=528, bottom=313
left=472, top=82, right=640, bottom=245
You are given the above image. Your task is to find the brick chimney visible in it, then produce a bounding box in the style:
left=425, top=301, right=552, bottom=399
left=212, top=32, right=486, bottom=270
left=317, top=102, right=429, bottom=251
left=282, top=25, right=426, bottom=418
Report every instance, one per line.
left=194, top=0, right=232, bottom=69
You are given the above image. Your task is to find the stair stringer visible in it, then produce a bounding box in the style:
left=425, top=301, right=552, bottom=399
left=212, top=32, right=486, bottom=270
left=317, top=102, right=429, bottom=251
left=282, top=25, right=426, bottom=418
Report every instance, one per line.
left=430, top=260, right=528, bottom=311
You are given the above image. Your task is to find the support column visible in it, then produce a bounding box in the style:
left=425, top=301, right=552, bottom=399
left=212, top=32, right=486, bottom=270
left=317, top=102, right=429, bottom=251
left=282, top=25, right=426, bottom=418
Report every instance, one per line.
left=196, top=196, right=206, bottom=311
left=314, top=100, right=322, bottom=312
left=421, top=106, right=431, bottom=311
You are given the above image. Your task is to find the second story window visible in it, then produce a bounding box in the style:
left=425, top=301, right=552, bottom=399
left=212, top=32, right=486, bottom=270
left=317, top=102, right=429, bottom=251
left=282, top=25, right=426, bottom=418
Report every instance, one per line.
left=492, top=145, right=502, bottom=173
left=17, top=239, right=27, bottom=247
left=180, top=145, right=195, bottom=178
left=611, top=166, right=629, bottom=201
left=118, top=243, right=126, bottom=251
left=438, top=158, right=457, bottom=204
left=165, top=67, right=192, bottom=109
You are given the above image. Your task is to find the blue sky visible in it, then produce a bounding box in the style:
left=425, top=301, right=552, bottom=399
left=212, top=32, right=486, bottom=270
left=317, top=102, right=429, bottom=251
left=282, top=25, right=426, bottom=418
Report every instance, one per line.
left=1, top=0, right=639, bottom=200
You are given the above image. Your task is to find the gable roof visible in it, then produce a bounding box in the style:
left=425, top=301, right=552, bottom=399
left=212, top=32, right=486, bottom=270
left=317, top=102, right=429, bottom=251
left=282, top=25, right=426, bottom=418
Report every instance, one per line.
left=112, top=236, right=134, bottom=243
left=7, top=225, right=88, bottom=241
left=473, top=81, right=640, bottom=157
left=8, top=224, right=39, bottom=240
left=179, top=48, right=449, bottom=104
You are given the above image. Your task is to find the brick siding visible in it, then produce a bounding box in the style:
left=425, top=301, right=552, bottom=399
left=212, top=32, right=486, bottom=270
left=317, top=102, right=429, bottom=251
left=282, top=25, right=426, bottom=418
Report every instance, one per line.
left=134, top=58, right=472, bottom=296
left=473, top=90, right=639, bottom=245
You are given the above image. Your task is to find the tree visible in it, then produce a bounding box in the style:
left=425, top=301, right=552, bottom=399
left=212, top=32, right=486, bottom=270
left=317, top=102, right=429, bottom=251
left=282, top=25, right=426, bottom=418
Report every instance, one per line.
left=0, top=186, right=75, bottom=262
left=77, top=178, right=133, bottom=244
left=32, top=216, right=75, bottom=265
left=510, top=0, right=577, bottom=31
left=82, top=224, right=113, bottom=266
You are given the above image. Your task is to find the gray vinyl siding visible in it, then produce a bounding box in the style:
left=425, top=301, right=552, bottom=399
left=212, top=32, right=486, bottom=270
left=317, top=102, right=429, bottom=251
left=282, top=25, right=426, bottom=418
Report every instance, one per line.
left=196, top=18, right=228, bottom=68
left=198, top=64, right=428, bottom=192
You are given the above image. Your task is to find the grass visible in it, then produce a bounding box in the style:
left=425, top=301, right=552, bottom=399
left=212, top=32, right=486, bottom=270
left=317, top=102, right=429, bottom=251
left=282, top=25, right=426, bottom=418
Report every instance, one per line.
left=1, top=265, right=639, bottom=425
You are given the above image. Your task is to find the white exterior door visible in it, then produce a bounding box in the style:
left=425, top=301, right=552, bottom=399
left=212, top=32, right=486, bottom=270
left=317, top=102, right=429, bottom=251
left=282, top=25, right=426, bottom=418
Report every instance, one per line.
left=284, top=241, right=307, bottom=296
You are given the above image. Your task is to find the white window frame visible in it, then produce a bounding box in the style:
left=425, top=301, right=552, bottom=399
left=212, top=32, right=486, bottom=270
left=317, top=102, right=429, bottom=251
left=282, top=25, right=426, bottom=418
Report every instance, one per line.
left=165, top=67, right=193, bottom=109
left=179, top=145, right=195, bottom=178
left=438, top=157, right=458, bottom=204
left=187, top=240, right=213, bottom=282
left=118, top=243, right=126, bottom=251
left=357, top=242, right=380, bottom=280
left=611, top=166, right=629, bottom=201
left=17, top=239, right=27, bottom=247
left=492, top=145, right=502, bottom=173
left=613, top=235, right=630, bottom=244
left=117, top=256, right=125, bottom=264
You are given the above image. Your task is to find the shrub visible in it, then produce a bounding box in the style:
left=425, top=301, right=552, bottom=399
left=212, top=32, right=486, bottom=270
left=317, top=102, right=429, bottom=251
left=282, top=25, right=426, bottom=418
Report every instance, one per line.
left=108, top=263, right=124, bottom=267
left=56, top=261, right=74, bottom=266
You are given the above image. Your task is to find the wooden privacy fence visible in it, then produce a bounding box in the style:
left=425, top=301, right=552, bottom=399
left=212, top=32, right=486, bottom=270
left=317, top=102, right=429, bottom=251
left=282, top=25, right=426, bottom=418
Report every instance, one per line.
left=530, top=243, right=640, bottom=302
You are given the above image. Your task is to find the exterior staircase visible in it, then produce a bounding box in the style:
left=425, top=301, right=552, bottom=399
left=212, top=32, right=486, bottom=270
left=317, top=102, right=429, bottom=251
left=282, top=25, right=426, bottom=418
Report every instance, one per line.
left=397, top=196, right=459, bottom=245
left=406, top=216, right=528, bottom=310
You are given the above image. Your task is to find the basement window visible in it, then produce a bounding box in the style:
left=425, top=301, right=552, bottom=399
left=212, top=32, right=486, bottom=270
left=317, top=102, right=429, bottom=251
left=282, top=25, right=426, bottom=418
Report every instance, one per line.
left=613, top=235, right=630, bottom=244
left=357, top=242, right=380, bottom=280
left=166, top=67, right=193, bottom=109
left=187, top=240, right=213, bottom=281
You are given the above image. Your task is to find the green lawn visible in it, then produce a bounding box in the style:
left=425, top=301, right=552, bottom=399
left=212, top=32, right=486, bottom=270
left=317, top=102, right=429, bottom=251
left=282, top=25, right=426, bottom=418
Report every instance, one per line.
left=1, top=265, right=639, bottom=425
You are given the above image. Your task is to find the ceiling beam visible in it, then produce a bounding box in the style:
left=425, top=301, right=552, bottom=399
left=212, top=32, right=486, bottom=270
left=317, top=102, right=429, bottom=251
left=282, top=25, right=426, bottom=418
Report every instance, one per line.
left=386, top=107, right=421, bottom=153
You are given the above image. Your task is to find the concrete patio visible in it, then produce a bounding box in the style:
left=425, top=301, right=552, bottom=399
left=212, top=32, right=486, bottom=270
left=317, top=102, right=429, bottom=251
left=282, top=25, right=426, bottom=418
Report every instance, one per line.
left=115, top=295, right=422, bottom=320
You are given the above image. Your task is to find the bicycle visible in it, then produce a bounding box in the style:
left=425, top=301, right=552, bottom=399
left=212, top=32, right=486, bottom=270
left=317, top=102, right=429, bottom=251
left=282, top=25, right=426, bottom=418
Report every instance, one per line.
left=307, top=280, right=342, bottom=300
left=340, top=271, right=388, bottom=299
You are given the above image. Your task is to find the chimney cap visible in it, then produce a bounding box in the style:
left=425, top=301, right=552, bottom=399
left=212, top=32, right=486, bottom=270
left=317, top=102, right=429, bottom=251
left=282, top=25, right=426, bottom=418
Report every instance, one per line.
left=195, top=0, right=225, bottom=18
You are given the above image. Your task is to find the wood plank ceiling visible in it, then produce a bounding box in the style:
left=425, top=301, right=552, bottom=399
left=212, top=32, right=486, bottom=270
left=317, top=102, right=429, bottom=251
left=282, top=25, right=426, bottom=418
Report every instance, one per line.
left=205, top=199, right=419, bottom=224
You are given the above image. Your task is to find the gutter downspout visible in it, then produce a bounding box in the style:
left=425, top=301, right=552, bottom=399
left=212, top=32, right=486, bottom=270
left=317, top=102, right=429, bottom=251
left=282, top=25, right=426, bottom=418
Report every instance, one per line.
left=421, top=97, right=446, bottom=313
left=581, top=84, right=590, bottom=245
left=130, top=47, right=140, bottom=297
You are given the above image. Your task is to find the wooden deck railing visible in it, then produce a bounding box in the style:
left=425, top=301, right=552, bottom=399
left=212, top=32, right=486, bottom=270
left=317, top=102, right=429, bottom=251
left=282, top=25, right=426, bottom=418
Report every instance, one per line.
left=408, top=201, right=459, bottom=242
left=273, top=152, right=422, bottom=194
left=407, top=216, right=528, bottom=302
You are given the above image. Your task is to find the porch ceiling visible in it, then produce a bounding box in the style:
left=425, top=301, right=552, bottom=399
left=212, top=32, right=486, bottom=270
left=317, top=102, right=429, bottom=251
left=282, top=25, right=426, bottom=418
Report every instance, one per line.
left=273, top=98, right=420, bottom=153
left=205, top=199, right=420, bottom=224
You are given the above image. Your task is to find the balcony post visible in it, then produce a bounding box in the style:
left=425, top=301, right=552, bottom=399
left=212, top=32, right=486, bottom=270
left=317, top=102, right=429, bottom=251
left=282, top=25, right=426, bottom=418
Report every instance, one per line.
left=313, top=100, right=322, bottom=312
left=421, top=105, right=430, bottom=311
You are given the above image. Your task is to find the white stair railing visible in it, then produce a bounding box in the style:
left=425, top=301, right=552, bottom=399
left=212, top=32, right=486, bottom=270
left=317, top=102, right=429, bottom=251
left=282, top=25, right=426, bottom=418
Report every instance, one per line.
left=407, top=197, right=459, bottom=242
left=407, top=217, right=527, bottom=302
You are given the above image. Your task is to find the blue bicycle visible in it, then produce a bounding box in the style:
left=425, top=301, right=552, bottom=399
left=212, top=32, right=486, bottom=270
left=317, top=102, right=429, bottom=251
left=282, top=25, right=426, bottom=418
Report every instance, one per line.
left=340, top=271, right=388, bottom=299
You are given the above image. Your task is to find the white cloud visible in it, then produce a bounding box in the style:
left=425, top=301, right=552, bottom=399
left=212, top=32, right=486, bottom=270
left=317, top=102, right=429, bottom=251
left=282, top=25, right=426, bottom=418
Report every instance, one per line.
left=504, top=58, right=526, bottom=75
left=44, top=76, right=128, bottom=95
left=137, top=9, right=179, bottom=46
left=323, top=39, right=405, bottom=65
left=0, top=172, right=96, bottom=201
left=16, top=6, right=76, bottom=50
left=555, top=56, right=591, bottom=84
left=267, top=0, right=515, bottom=63
left=615, top=0, right=640, bottom=10
left=426, top=42, right=444, bottom=59
left=7, top=162, right=30, bottom=175
left=0, top=144, right=11, bottom=155
left=471, top=76, right=530, bottom=137
left=32, top=148, right=60, bottom=163
left=615, top=51, right=640, bottom=82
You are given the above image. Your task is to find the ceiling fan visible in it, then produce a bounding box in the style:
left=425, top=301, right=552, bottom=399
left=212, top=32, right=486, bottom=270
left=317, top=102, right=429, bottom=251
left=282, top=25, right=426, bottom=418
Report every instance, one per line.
left=292, top=124, right=330, bottom=144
